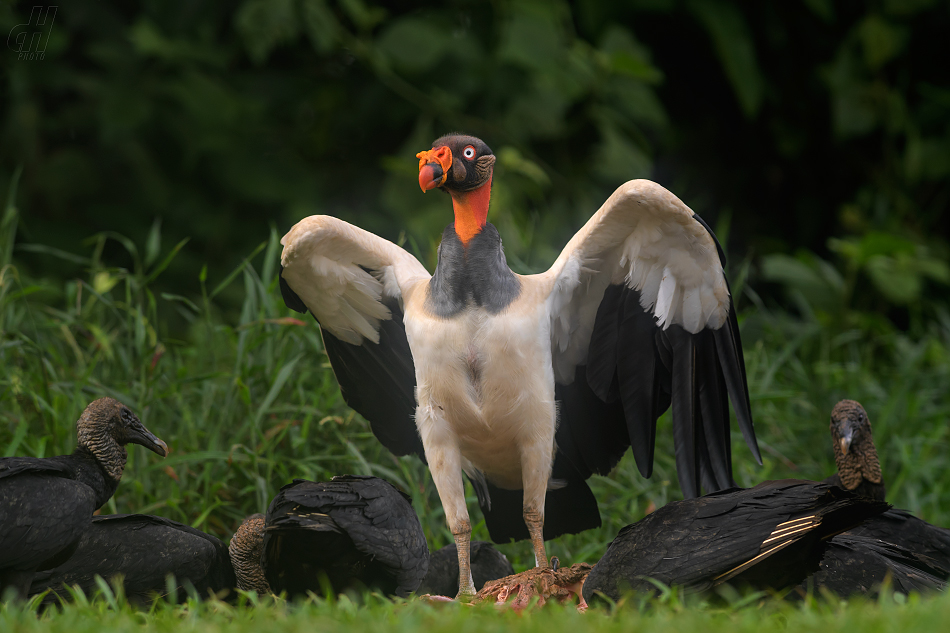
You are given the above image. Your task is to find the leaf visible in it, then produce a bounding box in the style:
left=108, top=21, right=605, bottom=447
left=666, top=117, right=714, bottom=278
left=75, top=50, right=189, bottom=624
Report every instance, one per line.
left=338, top=0, right=386, bottom=32
left=254, top=354, right=302, bottom=427
left=129, top=19, right=227, bottom=66
left=145, top=237, right=190, bottom=284
left=376, top=16, right=450, bottom=73
left=858, top=14, right=907, bottom=70
left=498, top=6, right=564, bottom=72
left=93, top=271, right=119, bottom=295
left=760, top=253, right=843, bottom=314
left=916, top=256, right=950, bottom=284
left=15, top=243, right=90, bottom=265
left=823, top=46, right=882, bottom=138
left=2, top=165, right=21, bottom=269
left=3, top=420, right=29, bottom=457
left=300, top=0, right=340, bottom=53
left=592, top=119, right=652, bottom=183
left=497, top=147, right=550, bottom=187
left=803, top=0, right=835, bottom=23
left=161, top=292, right=201, bottom=313
left=688, top=0, right=764, bottom=118
left=86, top=324, right=116, bottom=360
left=210, top=241, right=266, bottom=299
left=599, top=26, right=663, bottom=83
left=865, top=255, right=922, bottom=304
left=144, top=217, right=161, bottom=268
left=234, top=0, right=298, bottom=65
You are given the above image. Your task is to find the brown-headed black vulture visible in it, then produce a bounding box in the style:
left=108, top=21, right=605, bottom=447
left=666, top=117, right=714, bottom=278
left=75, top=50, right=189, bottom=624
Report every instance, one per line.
left=0, top=398, right=167, bottom=599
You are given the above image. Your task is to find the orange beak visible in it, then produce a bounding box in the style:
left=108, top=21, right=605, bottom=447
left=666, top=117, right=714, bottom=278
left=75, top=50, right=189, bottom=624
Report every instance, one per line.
left=416, top=146, right=453, bottom=192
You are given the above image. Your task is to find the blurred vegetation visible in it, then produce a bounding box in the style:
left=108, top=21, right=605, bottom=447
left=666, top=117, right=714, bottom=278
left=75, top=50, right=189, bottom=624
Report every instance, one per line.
left=1, top=0, right=949, bottom=575
left=1, top=0, right=947, bottom=327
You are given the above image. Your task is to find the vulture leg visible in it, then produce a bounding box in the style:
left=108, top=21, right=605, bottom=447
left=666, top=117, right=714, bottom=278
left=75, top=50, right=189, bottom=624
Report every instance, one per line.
left=521, top=436, right=553, bottom=568
left=418, top=407, right=476, bottom=599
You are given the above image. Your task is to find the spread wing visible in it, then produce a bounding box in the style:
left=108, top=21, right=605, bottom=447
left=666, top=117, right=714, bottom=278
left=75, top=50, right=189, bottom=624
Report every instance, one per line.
left=541, top=180, right=761, bottom=498
left=279, top=216, right=430, bottom=458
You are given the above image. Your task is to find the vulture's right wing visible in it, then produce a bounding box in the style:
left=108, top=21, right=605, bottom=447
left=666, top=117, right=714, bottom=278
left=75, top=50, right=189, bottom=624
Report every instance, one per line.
left=279, top=216, right=430, bottom=458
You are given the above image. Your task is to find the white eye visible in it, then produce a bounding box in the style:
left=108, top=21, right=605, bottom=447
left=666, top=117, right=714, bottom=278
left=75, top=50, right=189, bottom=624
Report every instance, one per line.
left=463, top=146, right=476, bottom=160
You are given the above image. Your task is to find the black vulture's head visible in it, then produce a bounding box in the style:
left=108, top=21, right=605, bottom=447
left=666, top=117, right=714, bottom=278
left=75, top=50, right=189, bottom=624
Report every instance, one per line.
left=830, top=399, right=872, bottom=457
left=230, top=513, right=270, bottom=594
left=77, top=397, right=168, bottom=480
left=829, top=399, right=882, bottom=490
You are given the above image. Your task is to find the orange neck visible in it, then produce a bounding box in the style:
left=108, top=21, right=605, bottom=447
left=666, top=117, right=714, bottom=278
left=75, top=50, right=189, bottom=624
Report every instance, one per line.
left=451, top=180, right=492, bottom=245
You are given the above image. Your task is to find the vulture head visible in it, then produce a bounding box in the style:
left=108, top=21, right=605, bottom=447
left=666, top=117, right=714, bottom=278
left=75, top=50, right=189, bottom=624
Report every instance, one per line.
left=230, top=513, right=270, bottom=594
left=76, top=397, right=168, bottom=480
left=830, top=399, right=883, bottom=490
left=417, top=134, right=497, bottom=244
left=417, top=134, right=495, bottom=194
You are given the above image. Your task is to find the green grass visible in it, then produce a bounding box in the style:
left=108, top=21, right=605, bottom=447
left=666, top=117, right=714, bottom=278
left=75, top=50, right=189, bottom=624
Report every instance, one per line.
left=3, top=585, right=950, bottom=633
left=2, top=196, right=950, bottom=627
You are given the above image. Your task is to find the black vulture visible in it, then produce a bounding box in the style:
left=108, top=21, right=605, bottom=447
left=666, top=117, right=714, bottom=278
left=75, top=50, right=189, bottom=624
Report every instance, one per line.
left=231, top=475, right=429, bottom=598
left=823, top=400, right=950, bottom=571
left=0, top=398, right=167, bottom=599
left=28, top=514, right=235, bottom=604
left=582, top=480, right=889, bottom=602
left=417, top=541, right=514, bottom=596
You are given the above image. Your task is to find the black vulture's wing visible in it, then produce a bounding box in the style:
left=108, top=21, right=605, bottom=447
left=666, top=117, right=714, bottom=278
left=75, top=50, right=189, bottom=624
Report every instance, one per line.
left=583, top=480, right=889, bottom=602
left=267, top=477, right=428, bottom=597
left=28, top=514, right=234, bottom=603
left=279, top=216, right=430, bottom=458
left=328, top=476, right=429, bottom=596
left=846, top=508, right=950, bottom=567
left=808, top=533, right=949, bottom=597
left=0, top=456, right=72, bottom=480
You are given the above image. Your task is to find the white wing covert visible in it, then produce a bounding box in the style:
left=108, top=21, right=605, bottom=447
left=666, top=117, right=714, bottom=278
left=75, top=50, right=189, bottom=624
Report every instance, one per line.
left=279, top=216, right=430, bottom=458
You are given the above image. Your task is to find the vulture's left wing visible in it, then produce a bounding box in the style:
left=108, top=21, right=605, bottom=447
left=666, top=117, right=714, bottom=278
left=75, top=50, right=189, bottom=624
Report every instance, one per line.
left=541, top=180, right=761, bottom=498
left=279, top=216, right=430, bottom=458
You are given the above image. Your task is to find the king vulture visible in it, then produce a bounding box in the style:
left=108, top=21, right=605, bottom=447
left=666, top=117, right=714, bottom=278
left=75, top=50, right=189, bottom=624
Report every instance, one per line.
left=278, top=134, right=760, bottom=598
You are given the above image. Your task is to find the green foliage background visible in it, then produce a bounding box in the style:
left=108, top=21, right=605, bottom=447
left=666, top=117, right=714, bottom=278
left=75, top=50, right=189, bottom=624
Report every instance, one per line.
left=1, top=0, right=950, bottom=579
left=3, top=0, right=948, bottom=309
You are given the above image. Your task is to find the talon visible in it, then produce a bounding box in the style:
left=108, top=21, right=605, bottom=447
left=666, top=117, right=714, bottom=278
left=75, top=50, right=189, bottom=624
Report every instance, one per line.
left=550, top=556, right=560, bottom=571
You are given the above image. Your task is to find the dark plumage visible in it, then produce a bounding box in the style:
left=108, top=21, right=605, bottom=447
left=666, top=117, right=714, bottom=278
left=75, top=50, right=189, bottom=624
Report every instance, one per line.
left=822, top=400, right=885, bottom=501
left=28, top=514, right=235, bottom=604
left=0, top=398, right=167, bottom=599
left=241, top=476, right=428, bottom=598
left=417, top=541, right=514, bottom=596
left=582, top=480, right=889, bottom=602
left=846, top=509, right=950, bottom=566
left=800, top=533, right=948, bottom=597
